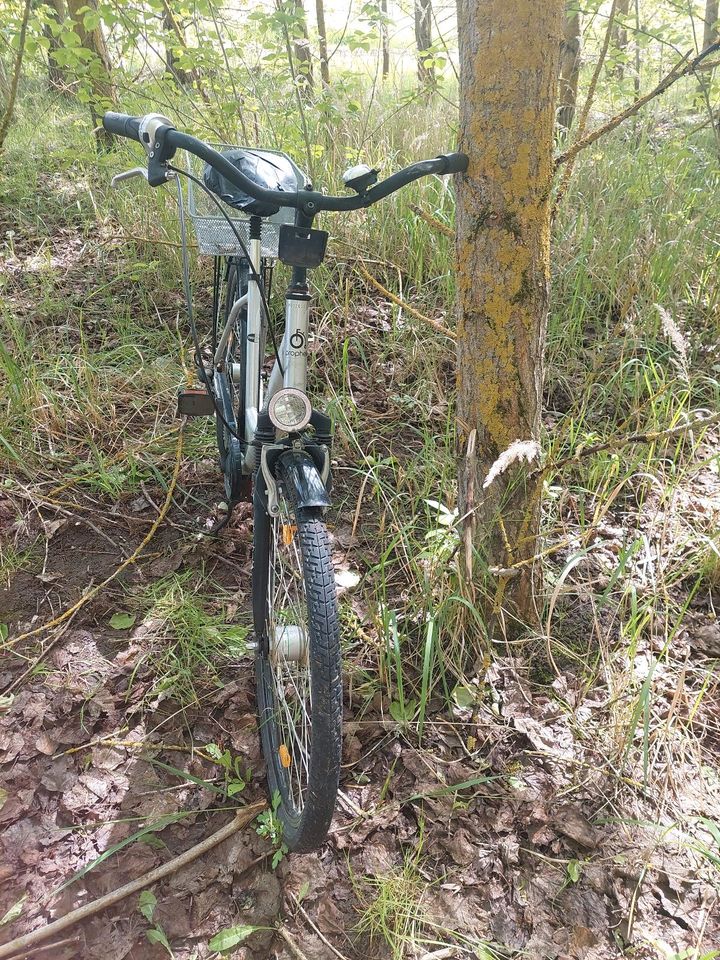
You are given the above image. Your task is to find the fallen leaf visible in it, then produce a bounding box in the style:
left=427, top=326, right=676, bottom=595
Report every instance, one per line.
left=0, top=895, right=26, bottom=927
left=109, top=612, right=136, bottom=630
left=208, top=924, right=259, bottom=950
left=554, top=805, right=598, bottom=850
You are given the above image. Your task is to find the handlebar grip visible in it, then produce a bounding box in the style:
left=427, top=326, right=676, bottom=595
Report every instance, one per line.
left=103, top=112, right=142, bottom=141
left=438, top=152, right=469, bottom=175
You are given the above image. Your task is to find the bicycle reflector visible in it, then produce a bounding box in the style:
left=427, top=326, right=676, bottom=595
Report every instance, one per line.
left=268, top=388, right=312, bottom=432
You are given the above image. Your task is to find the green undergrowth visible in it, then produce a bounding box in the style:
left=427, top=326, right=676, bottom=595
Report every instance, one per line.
left=124, top=570, right=249, bottom=705
left=1, top=85, right=719, bottom=772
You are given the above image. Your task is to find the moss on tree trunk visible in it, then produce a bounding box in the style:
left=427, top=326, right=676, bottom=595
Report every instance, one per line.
left=455, top=0, right=565, bottom=637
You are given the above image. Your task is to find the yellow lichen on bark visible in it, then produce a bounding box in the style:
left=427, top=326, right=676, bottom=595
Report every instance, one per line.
left=455, top=0, right=565, bottom=631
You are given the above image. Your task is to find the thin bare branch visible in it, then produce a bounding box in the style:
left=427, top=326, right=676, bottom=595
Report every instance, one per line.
left=555, top=39, right=720, bottom=172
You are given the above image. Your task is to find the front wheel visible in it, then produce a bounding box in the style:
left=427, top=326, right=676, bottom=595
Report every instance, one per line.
left=252, top=465, right=341, bottom=852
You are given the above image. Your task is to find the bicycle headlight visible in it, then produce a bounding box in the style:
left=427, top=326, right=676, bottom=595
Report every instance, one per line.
left=268, top=389, right=312, bottom=432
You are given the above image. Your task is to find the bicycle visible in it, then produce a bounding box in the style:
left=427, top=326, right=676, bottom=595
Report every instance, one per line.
left=104, top=110, right=468, bottom=852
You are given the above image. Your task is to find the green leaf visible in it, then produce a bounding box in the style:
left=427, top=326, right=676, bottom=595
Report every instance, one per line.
left=567, top=859, right=582, bottom=883
left=0, top=896, right=26, bottom=927
left=389, top=700, right=405, bottom=723
left=138, top=890, right=157, bottom=922
left=452, top=683, right=476, bottom=709
left=109, top=612, right=136, bottom=629
left=208, top=924, right=259, bottom=950
left=227, top=780, right=246, bottom=796
left=0, top=624, right=8, bottom=642
left=147, top=925, right=172, bottom=954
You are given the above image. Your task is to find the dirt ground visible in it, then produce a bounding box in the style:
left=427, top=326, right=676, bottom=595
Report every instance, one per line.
left=1, top=461, right=719, bottom=960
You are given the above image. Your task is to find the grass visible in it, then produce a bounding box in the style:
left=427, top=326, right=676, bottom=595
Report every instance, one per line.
left=1, top=67, right=718, bottom=886
left=353, top=838, right=506, bottom=959
left=126, top=571, right=249, bottom=705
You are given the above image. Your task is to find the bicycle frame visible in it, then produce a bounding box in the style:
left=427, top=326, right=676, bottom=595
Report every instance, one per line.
left=212, top=250, right=311, bottom=474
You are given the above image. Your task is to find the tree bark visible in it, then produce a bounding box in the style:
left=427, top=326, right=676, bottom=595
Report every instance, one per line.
left=613, top=0, right=630, bottom=79
left=0, top=0, right=33, bottom=152
left=162, top=1, right=191, bottom=86
left=455, top=0, right=565, bottom=635
left=291, top=0, right=314, bottom=93
left=557, top=1, right=581, bottom=132
left=381, top=0, right=390, bottom=78
left=44, top=0, right=67, bottom=91
left=315, top=0, right=330, bottom=87
left=414, top=0, right=433, bottom=85
left=703, top=0, right=719, bottom=50
left=65, top=0, right=115, bottom=146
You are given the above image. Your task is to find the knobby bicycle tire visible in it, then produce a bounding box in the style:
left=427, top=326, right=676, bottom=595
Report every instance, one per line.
left=252, top=464, right=342, bottom=852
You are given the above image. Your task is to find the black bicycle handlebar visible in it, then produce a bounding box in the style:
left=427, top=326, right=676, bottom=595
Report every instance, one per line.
left=103, top=111, right=142, bottom=140
left=102, top=111, right=468, bottom=215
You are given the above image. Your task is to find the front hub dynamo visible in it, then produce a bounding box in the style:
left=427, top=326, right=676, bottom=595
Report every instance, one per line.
left=271, top=624, right=308, bottom=664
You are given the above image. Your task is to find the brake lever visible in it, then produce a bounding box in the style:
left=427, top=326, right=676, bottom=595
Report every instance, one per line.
left=111, top=167, right=149, bottom=188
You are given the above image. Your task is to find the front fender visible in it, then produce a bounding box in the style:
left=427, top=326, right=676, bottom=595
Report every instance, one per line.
left=278, top=449, right=331, bottom=510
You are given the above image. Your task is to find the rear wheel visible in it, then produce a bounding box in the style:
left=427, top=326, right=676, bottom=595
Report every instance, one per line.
left=253, top=465, right=341, bottom=852
left=216, top=257, right=249, bottom=470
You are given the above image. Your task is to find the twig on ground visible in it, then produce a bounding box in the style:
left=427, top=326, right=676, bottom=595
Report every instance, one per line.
left=0, top=802, right=266, bottom=960
left=355, top=261, right=455, bottom=340
left=290, top=896, right=351, bottom=960
left=8, top=935, right=79, bottom=959
left=60, top=738, right=211, bottom=761
left=277, top=926, right=311, bottom=960
left=1, top=424, right=185, bottom=659
left=3, top=612, right=79, bottom=696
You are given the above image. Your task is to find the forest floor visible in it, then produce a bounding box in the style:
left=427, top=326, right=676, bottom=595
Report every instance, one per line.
left=2, top=120, right=720, bottom=960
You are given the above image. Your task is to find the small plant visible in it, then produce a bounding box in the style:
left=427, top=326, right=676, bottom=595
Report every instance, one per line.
left=256, top=791, right=288, bottom=868
left=353, top=843, right=432, bottom=960
left=204, top=742, right=250, bottom=797
left=381, top=608, right=417, bottom=729
left=138, top=890, right=174, bottom=958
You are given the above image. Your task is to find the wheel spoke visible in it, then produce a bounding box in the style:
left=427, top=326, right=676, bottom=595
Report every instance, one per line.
left=265, top=496, right=312, bottom=813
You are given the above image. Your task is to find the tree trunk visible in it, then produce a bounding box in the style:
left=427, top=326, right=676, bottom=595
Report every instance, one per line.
left=44, top=0, right=67, bottom=91
left=703, top=0, right=719, bottom=50
left=162, top=2, right=191, bottom=86
left=0, top=0, right=33, bottom=152
left=381, top=0, right=390, bottom=78
left=455, top=0, right=565, bottom=635
left=315, top=0, right=330, bottom=87
left=292, top=0, right=314, bottom=93
left=65, top=0, right=115, bottom=146
left=634, top=0, right=641, bottom=97
left=613, top=0, right=629, bottom=79
left=557, top=1, right=581, bottom=133
left=414, top=0, right=433, bottom=85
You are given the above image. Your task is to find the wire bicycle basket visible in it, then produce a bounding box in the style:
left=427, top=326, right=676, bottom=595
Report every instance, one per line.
left=186, top=145, right=306, bottom=259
